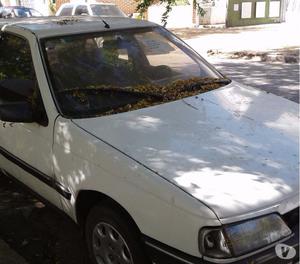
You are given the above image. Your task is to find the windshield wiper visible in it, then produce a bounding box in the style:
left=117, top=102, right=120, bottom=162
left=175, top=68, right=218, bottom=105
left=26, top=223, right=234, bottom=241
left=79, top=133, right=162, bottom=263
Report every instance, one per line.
left=58, top=87, right=164, bottom=100
left=182, top=78, right=231, bottom=92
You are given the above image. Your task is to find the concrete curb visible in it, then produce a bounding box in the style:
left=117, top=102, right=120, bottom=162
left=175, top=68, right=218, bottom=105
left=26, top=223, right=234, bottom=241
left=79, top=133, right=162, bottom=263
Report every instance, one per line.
left=0, top=240, right=28, bottom=264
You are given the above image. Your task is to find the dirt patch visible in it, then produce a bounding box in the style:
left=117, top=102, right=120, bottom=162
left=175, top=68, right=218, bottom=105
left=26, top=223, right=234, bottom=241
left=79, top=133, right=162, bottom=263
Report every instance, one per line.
left=207, top=47, right=300, bottom=63
left=0, top=174, right=89, bottom=264
left=170, top=25, right=270, bottom=39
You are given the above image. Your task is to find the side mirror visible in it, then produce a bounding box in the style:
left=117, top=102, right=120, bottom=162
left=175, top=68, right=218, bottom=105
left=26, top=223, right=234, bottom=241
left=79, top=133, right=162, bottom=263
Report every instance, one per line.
left=0, top=101, right=34, bottom=123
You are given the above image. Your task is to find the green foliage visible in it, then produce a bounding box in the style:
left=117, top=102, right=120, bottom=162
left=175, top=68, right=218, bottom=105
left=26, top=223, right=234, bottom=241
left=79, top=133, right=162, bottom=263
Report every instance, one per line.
left=161, top=0, right=175, bottom=26
left=137, top=0, right=211, bottom=26
left=194, top=2, right=206, bottom=16
left=49, top=0, right=56, bottom=15
left=0, top=72, right=6, bottom=80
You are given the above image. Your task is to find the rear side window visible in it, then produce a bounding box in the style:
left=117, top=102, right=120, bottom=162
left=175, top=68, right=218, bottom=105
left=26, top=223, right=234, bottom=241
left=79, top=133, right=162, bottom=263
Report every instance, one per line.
left=90, top=4, right=125, bottom=17
left=59, top=6, right=73, bottom=16
left=75, top=5, right=89, bottom=15
left=0, top=34, right=47, bottom=122
left=0, top=34, right=37, bottom=93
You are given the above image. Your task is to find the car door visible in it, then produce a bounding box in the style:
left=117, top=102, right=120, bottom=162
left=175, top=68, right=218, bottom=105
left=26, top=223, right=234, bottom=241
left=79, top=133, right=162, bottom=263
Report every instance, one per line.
left=0, top=32, right=64, bottom=209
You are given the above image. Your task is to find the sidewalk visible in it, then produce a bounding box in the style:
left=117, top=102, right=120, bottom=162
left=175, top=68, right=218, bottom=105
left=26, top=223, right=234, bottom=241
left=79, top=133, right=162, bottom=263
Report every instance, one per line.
left=171, top=22, right=300, bottom=63
left=0, top=240, right=27, bottom=264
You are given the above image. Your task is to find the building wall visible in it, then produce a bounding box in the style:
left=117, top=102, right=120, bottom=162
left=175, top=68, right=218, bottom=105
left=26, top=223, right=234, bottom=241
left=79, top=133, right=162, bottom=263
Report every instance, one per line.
left=56, top=0, right=70, bottom=10
left=27, top=0, right=50, bottom=15
left=107, top=0, right=138, bottom=15
left=2, top=0, right=18, bottom=5
left=285, top=0, right=300, bottom=23
left=199, top=0, right=227, bottom=25
left=148, top=3, right=194, bottom=27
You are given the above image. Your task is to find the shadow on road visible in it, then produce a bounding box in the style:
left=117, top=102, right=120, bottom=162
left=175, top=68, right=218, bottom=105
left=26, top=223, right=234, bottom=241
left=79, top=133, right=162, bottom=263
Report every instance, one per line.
left=210, top=58, right=300, bottom=103
left=0, top=174, right=88, bottom=264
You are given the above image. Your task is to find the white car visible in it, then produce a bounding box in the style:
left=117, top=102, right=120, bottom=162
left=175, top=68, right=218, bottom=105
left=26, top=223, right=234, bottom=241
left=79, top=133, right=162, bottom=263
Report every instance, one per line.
left=56, top=2, right=126, bottom=17
left=0, top=17, right=299, bottom=264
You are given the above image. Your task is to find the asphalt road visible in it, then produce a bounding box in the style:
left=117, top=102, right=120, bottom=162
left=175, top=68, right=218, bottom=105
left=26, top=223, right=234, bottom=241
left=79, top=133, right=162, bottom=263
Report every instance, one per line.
left=208, top=57, right=299, bottom=103
left=0, top=176, right=88, bottom=264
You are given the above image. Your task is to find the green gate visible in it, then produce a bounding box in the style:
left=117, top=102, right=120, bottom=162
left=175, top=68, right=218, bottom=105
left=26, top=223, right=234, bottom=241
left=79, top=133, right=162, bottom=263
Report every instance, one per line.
left=227, top=0, right=284, bottom=27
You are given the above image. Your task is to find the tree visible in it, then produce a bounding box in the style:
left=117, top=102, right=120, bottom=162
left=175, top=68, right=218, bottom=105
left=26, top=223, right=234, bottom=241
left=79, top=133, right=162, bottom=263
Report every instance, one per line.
left=136, top=0, right=215, bottom=26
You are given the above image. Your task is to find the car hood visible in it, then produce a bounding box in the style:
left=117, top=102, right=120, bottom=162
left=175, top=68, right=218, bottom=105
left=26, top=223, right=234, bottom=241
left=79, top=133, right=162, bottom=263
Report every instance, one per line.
left=73, top=82, right=299, bottom=220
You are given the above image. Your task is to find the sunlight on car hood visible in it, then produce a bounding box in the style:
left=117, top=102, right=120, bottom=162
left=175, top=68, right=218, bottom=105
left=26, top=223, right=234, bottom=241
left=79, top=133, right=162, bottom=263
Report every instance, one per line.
left=73, top=82, right=299, bottom=220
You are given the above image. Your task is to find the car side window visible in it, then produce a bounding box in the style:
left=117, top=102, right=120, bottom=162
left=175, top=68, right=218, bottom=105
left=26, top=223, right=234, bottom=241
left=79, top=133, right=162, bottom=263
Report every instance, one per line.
left=59, top=6, right=73, bottom=16
left=75, top=5, right=89, bottom=15
left=0, top=34, right=47, bottom=123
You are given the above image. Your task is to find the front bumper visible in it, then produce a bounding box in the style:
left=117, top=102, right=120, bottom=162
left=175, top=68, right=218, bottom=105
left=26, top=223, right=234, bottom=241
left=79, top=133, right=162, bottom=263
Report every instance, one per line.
left=144, top=209, right=299, bottom=264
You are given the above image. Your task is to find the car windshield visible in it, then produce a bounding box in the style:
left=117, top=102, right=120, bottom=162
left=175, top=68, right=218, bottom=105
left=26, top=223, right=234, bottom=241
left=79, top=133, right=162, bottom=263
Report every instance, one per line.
left=90, top=4, right=126, bottom=17
left=43, top=27, right=230, bottom=118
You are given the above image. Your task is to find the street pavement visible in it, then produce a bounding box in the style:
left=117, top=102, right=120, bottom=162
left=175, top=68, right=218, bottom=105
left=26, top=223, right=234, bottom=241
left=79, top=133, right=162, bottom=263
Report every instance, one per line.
left=183, top=22, right=300, bottom=104
left=207, top=57, right=299, bottom=103
left=180, top=23, right=300, bottom=56
left=0, top=240, right=27, bottom=264
left=0, top=175, right=87, bottom=264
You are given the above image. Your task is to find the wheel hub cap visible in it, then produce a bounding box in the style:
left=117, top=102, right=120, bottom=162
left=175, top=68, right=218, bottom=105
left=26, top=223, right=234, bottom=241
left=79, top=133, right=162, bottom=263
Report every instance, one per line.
left=92, top=222, right=133, bottom=264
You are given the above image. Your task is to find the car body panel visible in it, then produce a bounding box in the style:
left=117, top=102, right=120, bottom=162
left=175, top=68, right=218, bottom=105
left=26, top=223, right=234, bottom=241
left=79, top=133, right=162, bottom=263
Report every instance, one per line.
left=52, top=117, right=220, bottom=257
left=73, top=82, right=299, bottom=221
left=0, top=26, right=62, bottom=208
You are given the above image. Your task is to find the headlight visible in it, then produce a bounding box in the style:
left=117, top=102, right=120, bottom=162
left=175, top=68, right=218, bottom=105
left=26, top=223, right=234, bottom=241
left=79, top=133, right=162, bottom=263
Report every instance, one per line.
left=199, top=214, right=292, bottom=259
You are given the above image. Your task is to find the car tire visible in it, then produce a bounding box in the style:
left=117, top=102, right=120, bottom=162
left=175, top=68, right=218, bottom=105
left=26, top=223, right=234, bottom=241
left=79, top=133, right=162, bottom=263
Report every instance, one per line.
left=85, top=202, right=150, bottom=264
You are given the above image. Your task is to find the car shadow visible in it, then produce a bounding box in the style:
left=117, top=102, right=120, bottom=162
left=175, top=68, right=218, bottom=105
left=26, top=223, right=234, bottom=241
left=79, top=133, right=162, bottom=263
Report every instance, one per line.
left=0, top=173, right=89, bottom=264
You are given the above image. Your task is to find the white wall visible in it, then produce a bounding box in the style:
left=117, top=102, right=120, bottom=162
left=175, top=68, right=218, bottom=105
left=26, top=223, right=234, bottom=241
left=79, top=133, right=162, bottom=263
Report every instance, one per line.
left=5, top=0, right=18, bottom=5
left=199, top=0, right=227, bottom=25
left=210, top=0, right=227, bottom=24
left=285, top=0, right=300, bottom=23
left=29, top=0, right=50, bottom=15
left=148, top=4, right=194, bottom=28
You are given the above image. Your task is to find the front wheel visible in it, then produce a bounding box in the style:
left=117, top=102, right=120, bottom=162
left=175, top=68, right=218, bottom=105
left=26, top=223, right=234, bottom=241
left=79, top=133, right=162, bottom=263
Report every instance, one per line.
left=85, top=202, right=150, bottom=264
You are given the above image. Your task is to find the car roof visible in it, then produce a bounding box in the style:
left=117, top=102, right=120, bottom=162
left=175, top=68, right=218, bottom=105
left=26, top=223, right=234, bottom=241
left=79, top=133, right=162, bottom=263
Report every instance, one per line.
left=0, top=16, right=156, bottom=39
